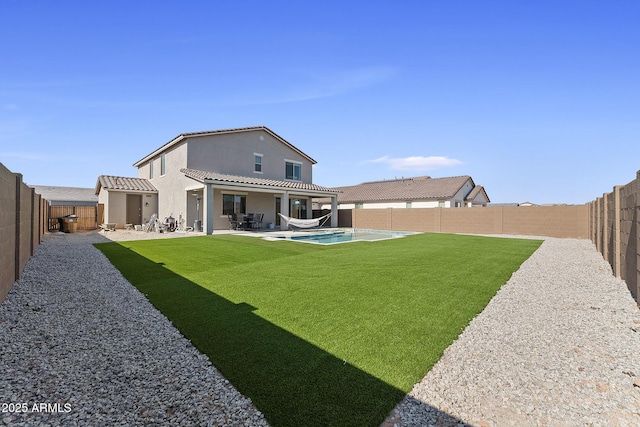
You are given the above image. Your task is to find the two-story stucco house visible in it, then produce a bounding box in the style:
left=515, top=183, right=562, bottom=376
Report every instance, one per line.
left=96, top=126, right=339, bottom=234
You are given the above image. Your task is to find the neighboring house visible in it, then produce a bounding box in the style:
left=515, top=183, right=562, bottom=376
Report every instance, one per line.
left=31, top=185, right=98, bottom=206
left=31, top=185, right=100, bottom=231
left=96, top=126, right=339, bottom=233
left=314, top=175, right=489, bottom=210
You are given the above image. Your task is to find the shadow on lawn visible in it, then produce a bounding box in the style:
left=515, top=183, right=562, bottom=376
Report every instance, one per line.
left=96, top=242, right=467, bottom=427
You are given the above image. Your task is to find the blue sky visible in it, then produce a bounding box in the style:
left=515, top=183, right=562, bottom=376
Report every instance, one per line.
left=1, top=1, right=638, bottom=204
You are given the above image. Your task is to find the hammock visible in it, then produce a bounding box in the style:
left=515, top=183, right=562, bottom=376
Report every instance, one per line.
left=278, top=213, right=331, bottom=230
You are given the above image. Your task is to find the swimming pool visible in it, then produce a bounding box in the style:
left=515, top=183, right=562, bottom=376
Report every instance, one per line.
left=269, top=229, right=413, bottom=245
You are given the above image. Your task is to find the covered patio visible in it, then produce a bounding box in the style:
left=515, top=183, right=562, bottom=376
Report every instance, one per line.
left=181, top=168, right=339, bottom=234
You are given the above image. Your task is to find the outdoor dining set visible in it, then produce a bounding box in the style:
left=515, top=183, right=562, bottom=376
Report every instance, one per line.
left=228, top=213, right=264, bottom=231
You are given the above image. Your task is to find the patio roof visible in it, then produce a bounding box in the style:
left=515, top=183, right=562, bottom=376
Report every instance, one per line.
left=181, top=168, right=339, bottom=195
left=95, top=175, right=158, bottom=194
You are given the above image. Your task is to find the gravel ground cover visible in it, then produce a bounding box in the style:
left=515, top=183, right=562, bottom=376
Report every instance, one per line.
left=385, top=237, right=640, bottom=426
left=2, top=232, right=639, bottom=426
left=0, top=232, right=268, bottom=426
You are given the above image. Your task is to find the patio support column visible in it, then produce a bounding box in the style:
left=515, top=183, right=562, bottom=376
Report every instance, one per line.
left=281, top=191, right=289, bottom=230
left=331, top=195, right=338, bottom=227
left=203, top=183, right=214, bottom=234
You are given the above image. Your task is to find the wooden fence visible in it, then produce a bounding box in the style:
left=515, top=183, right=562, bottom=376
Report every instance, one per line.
left=0, top=163, right=47, bottom=303
left=48, top=205, right=97, bottom=231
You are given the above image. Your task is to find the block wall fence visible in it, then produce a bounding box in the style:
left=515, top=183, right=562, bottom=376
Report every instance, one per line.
left=589, top=170, right=640, bottom=301
left=343, top=205, right=589, bottom=239
left=340, top=170, right=640, bottom=302
left=0, top=163, right=47, bottom=303
left=2, top=160, right=638, bottom=303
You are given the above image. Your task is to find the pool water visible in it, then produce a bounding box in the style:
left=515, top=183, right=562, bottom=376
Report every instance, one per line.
left=273, top=229, right=410, bottom=245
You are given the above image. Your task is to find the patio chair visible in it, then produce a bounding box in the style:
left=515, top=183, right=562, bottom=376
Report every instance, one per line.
left=251, top=213, right=263, bottom=229
left=100, top=223, right=116, bottom=232
left=228, top=213, right=241, bottom=230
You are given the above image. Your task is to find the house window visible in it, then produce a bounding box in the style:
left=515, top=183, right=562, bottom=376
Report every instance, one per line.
left=290, top=198, right=307, bottom=219
left=406, top=202, right=412, bottom=208
left=254, top=154, right=263, bottom=173
left=161, top=154, right=166, bottom=176
left=355, top=203, right=364, bottom=209
left=438, top=201, right=445, bottom=208
left=285, top=160, right=302, bottom=181
left=223, top=194, right=246, bottom=215
left=149, top=161, right=154, bottom=179
left=455, top=201, right=462, bottom=208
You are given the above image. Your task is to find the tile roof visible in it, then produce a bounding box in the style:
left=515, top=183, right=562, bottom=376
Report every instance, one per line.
left=181, top=168, right=339, bottom=194
left=326, top=175, right=475, bottom=203
left=465, top=185, right=490, bottom=202
left=30, top=185, right=98, bottom=203
left=95, top=175, right=158, bottom=194
left=133, top=126, right=316, bottom=167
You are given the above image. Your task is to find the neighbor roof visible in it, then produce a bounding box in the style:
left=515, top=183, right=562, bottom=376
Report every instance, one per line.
left=181, top=168, right=339, bottom=194
left=31, top=185, right=98, bottom=204
left=465, top=185, right=490, bottom=203
left=133, top=126, right=316, bottom=167
left=95, top=175, right=158, bottom=194
left=327, top=175, right=475, bottom=203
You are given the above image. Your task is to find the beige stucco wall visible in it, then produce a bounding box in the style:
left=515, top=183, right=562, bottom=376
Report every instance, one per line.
left=142, top=141, right=192, bottom=224
left=99, top=189, right=157, bottom=227
left=186, top=129, right=314, bottom=183
left=134, top=128, right=319, bottom=231
left=205, top=189, right=283, bottom=230
left=106, top=192, right=126, bottom=226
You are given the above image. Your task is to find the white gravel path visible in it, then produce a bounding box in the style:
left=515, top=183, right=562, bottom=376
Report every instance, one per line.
left=385, top=237, right=640, bottom=426
left=0, top=232, right=268, bottom=426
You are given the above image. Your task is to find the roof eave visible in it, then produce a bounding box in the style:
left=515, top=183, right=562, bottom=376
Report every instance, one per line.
left=132, top=126, right=316, bottom=167
left=201, top=178, right=338, bottom=196
left=132, top=134, right=187, bottom=167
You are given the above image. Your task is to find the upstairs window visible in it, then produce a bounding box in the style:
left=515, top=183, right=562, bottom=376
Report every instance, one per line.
left=149, top=160, right=154, bottom=179
left=161, top=154, right=166, bottom=176
left=285, top=161, right=302, bottom=181
left=254, top=154, right=263, bottom=173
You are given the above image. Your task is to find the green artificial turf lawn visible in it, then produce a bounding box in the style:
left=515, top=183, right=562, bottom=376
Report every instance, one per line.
left=96, top=233, right=541, bottom=427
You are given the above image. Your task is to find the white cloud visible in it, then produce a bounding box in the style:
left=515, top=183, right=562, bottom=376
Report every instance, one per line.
left=367, top=155, right=463, bottom=171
